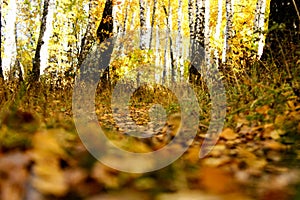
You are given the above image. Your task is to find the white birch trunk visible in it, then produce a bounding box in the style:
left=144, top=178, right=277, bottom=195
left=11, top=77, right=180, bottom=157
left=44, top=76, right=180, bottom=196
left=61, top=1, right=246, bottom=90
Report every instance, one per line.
left=145, top=1, right=151, bottom=49
left=214, top=0, right=223, bottom=66
left=222, top=0, right=234, bottom=63
left=139, top=0, right=147, bottom=50
left=2, top=0, right=17, bottom=80
left=177, top=0, right=184, bottom=81
left=204, top=0, right=211, bottom=66
left=254, top=0, right=267, bottom=59
left=40, top=0, right=55, bottom=75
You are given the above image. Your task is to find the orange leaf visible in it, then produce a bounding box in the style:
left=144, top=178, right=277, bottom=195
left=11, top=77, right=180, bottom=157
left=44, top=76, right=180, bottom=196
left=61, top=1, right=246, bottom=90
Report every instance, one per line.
left=200, top=166, right=238, bottom=194
left=220, top=128, right=238, bottom=140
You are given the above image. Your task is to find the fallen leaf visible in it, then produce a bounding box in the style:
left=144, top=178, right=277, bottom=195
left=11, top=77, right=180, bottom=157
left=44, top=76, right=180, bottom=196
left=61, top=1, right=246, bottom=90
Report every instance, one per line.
left=200, top=166, right=238, bottom=194
left=220, top=128, right=238, bottom=140
left=263, top=141, right=285, bottom=151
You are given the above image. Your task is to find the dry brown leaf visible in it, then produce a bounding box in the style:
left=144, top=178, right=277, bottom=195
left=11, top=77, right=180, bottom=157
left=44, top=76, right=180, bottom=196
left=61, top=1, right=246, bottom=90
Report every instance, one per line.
left=200, top=166, right=238, bottom=194
left=239, top=125, right=252, bottom=135
left=220, top=128, right=238, bottom=140
left=270, top=129, right=285, bottom=140
left=202, top=157, right=231, bottom=167
left=263, top=140, right=285, bottom=151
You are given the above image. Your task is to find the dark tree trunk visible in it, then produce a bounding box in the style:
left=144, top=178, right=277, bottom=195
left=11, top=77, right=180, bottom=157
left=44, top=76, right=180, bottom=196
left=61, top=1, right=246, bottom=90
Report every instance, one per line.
left=97, top=0, right=113, bottom=43
left=189, top=0, right=205, bottom=85
left=31, top=0, right=50, bottom=82
left=96, top=0, right=113, bottom=87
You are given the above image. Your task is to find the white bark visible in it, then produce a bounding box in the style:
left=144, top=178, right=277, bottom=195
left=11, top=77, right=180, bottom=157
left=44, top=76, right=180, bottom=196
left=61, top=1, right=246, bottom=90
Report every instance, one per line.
left=222, top=0, right=234, bottom=63
left=214, top=0, right=223, bottom=66
left=145, top=1, right=151, bottom=49
left=177, top=0, right=183, bottom=81
left=2, top=0, right=17, bottom=80
left=254, top=0, right=267, bottom=59
left=204, top=0, right=211, bottom=66
left=40, top=0, right=55, bottom=75
left=139, top=0, right=148, bottom=50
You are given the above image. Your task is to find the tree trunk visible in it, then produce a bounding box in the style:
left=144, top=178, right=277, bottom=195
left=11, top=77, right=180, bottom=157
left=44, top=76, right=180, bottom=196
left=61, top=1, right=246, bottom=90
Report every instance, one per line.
left=77, top=1, right=98, bottom=70
left=2, top=0, right=17, bottom=80
left=139, top=0, right=147, bottom=50
left=31, top=0, right=50, bottom=82
left=204, top=0, right=211, bottom=66
left=0, top=0, right=3, bottom=79
left=177, top=0, right=183, bottom=81
left=253, top=0, right=267, bottom=59
left=40, top=0, right=55, bottom=75
left=188, top=0, right=195, bottom=51
left=149, top=0, right=157, bottom=48
left=222, top=0, right=234, bottom=64
left=96, top=0, right=113, bottom=86
left=189, top=0, right=205, bottom=84
left=213, top=0, right=223, bottom=67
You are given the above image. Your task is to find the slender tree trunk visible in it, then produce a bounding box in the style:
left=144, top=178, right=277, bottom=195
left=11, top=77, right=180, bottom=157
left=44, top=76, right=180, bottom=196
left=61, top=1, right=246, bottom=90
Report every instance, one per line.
left=31, top=0, right=50, bottom=82
left=213, top=0, right=223, bottom=67
left=96, top=0, right=113, bottom=86
left=77, top=2, right=97, bottom=69
left=118, top=0, right=129, bottom=54
left=2, top=0, right=17, bottom=80
left=139, top=0, right=147, bottom=50
left=222, top=0, right=234, bottom=64
left=0, top=0, right=3, bottom=79
left=40, top=0, right=55, bottom=75
left=177, top=0, right=183, bottom=81
left=189, top=0, right=205, bottom=84
left=204, top=0, right=211, bottom=66
left=146, top=1, right=151, bottom=49
left=188, top=0, right=195, bottom=53
left=149, top=0, right=157, bottom=48
left=254, top=0, right=267, bottom=59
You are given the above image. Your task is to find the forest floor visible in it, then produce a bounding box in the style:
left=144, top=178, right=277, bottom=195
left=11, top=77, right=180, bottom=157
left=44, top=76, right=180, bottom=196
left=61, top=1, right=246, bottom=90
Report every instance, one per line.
left=0, top=66, right=300, bottom=200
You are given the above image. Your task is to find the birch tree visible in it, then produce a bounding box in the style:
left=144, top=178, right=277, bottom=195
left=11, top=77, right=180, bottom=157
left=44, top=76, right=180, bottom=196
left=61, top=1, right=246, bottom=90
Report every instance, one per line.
left=204, top=0, right=211, bottom=66
left=254, top=0, right=267, bottom=59
left=213, top=0, right=223, bottom=67
left=96, top=0, right=113, bottom=83
left=0, top=0, right=3, bottom=79
left=139, top=0, right=147, bottom=50
left=31, top=0, right=50, bottom=82
left=162, top=0, right=176, bottom=83
left=189, top=0, right=205, bottom=84
left=2, top=0, right=17, bottom=80
left=176, top=0, right=183, bottom=80
left=77, top=1, right=99, bottom=69
left=222, top=0, right=234, bottom=63
left=39, top=0, right=55, bottom=75
left=149, top=0, right=157, bottom=48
